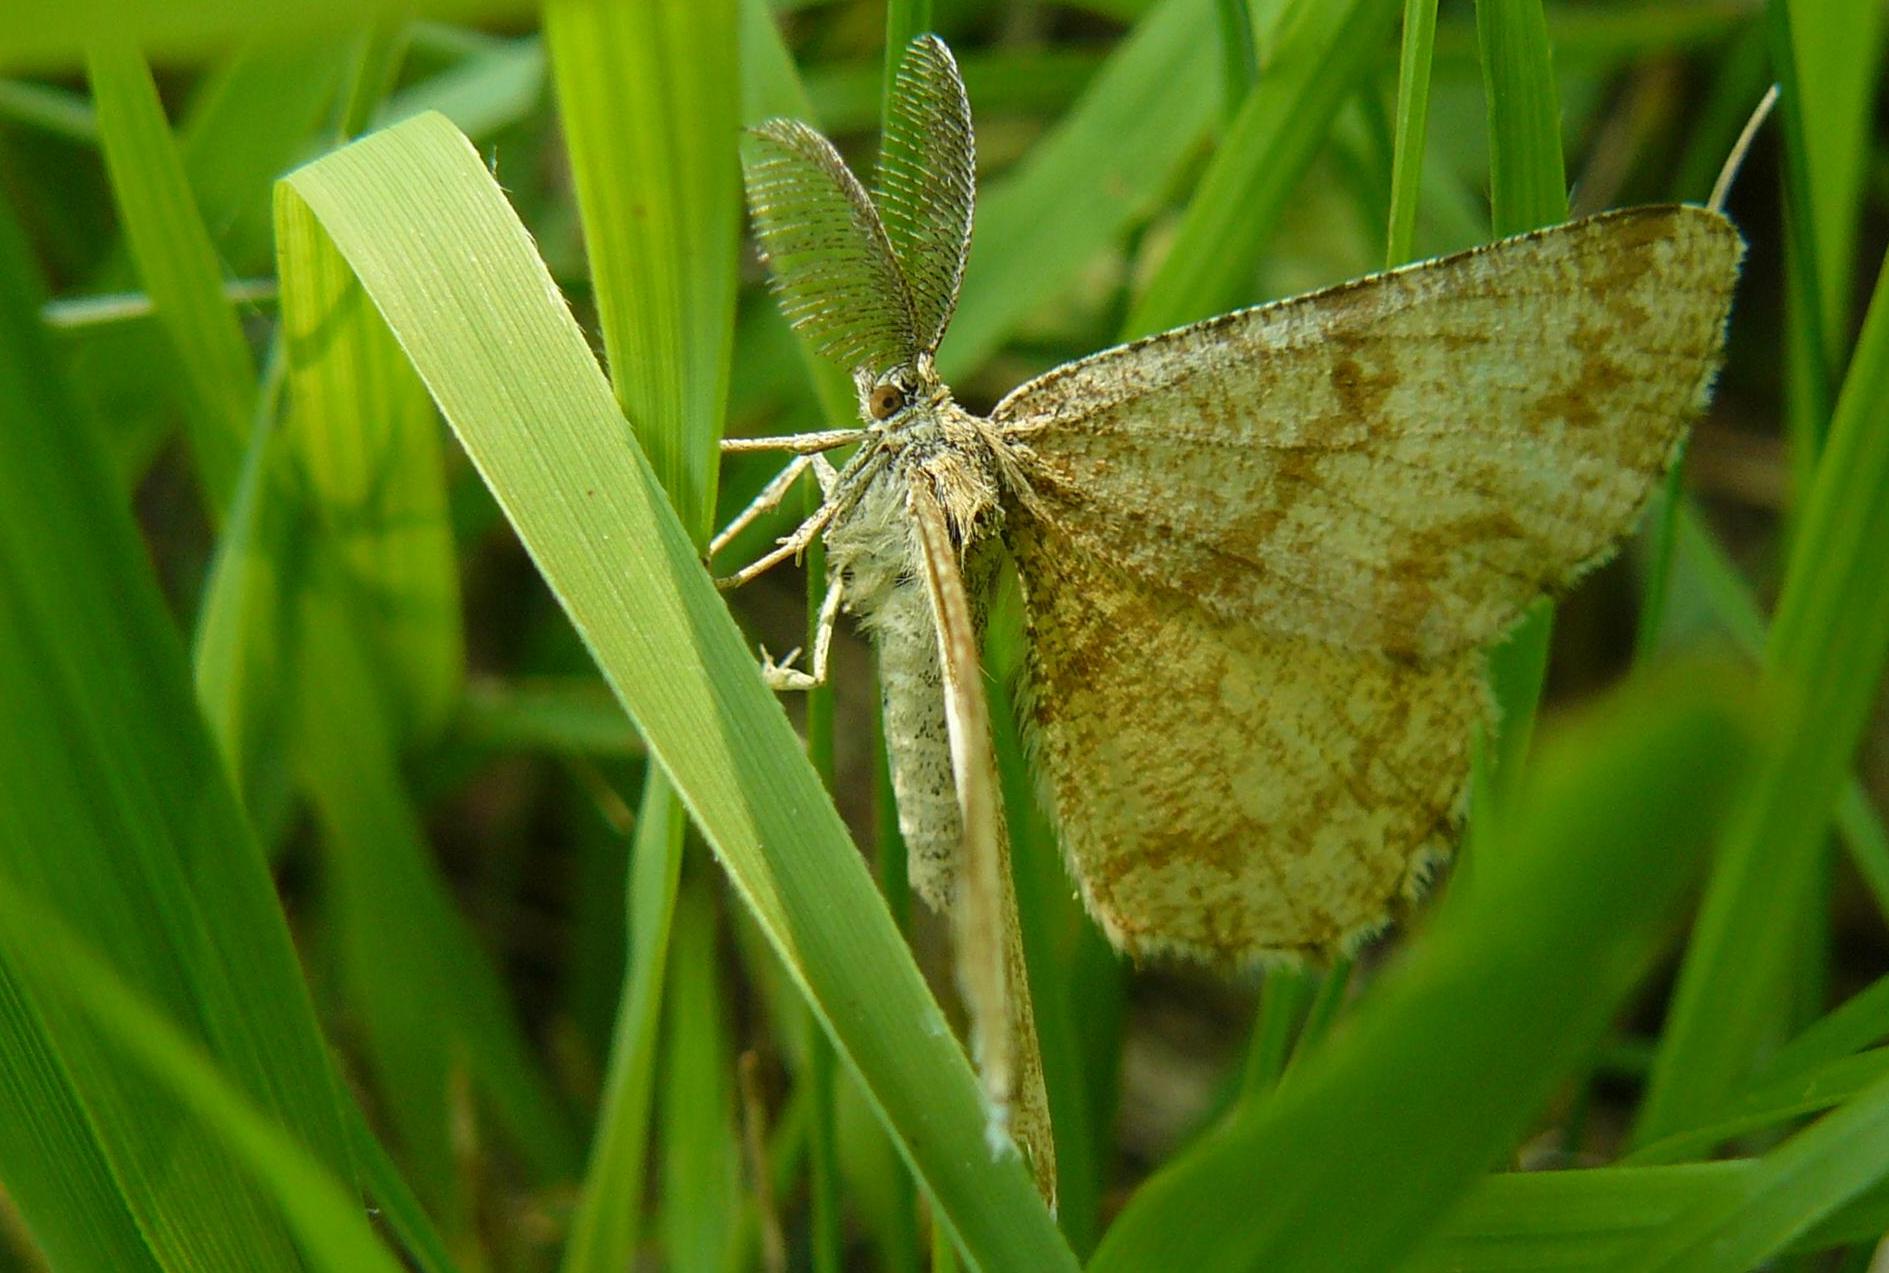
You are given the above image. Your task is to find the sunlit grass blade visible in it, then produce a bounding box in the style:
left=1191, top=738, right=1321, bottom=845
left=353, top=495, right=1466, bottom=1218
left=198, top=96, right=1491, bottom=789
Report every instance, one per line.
left=87, top=37, right=254, bottom=511
left=278, top=112, right=1074, bottom=1271
left=0, top=190, right=353, bottom=1268
left=1089, top=668, right=1752, bottom=1272
left=943, top=0, right=1219, bottom=375
left=1123, top=0, right=1403, bottom=337
left=0, top=886, right=408, bottom=1273
left=1642, top=240, right=1889, bottom=1141
left=1477, top=0, right=1568, bottom=235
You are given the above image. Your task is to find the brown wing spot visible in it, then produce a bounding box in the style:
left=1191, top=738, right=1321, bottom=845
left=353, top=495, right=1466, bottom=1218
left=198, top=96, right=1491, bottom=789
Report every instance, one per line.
left=1329, top=351, right=1399, bottom=421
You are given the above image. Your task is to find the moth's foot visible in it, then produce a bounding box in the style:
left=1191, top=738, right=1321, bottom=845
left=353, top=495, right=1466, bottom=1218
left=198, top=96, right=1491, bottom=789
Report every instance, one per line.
left=760, top=645, right=819, bottom=692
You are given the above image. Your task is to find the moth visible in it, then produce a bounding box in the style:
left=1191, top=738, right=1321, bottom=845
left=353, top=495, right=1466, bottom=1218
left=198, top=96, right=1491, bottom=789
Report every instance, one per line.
left=720, top=35, right=1741, bottom=1175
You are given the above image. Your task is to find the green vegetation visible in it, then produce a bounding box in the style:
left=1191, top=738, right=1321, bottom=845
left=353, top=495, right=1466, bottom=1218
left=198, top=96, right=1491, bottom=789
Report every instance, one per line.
left=0, top=1, right=1885, bottom=1269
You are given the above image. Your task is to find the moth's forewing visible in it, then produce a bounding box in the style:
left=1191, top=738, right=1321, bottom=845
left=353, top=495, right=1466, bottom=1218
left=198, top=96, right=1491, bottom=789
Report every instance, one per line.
left=741, top=119, right=918, bottom=377
left=875, top=35, right=976, bottom=352
left=909, top=476, right=1056, bottom=1201
left=998, top=205, right=1740, bottom=964
left=1010, top=516, right=1488, bottom=964
left=995, top=206, right=1744, bottom=661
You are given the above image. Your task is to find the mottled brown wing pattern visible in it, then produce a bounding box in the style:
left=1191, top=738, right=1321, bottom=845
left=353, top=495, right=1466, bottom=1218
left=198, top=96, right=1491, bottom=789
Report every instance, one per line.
left=994, top=206, right=1743, bottom=660
left=909, top=476, right=1055, bottom=1200
left=1010, top=517, right=1489, bottom=964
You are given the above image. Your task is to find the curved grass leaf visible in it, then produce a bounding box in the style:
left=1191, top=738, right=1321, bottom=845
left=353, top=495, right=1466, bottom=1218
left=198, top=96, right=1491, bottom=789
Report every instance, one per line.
left=277, top=111, right=1074, bottom=1273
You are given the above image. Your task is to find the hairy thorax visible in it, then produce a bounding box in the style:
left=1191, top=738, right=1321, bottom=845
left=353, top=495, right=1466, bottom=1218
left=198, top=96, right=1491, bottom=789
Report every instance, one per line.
left=824, top=392, right=1008, bottom=907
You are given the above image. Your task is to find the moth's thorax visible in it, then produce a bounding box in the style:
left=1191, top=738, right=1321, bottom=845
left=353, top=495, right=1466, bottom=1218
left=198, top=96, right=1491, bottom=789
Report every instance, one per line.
left=823, top=386, right=1006, bottom=910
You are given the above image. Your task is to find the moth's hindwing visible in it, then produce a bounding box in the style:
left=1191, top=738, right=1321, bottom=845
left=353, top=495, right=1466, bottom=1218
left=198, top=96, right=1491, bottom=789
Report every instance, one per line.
left=1010, top=517, right=1489, bottom=965
left=995, top=205, right=1744, bottom=660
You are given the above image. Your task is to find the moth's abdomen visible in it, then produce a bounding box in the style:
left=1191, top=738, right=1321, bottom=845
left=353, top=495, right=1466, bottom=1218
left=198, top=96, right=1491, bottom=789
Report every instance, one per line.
left=827, top=475, right=962, bottom=910
left=875, top=586, right=962, bottom=910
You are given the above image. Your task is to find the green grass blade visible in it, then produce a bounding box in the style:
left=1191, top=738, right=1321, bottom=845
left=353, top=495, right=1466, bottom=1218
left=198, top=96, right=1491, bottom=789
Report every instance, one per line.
left=1476, top=0, right=1567, bottom=235
left=379, top=35, right=544, bottom=141
left=1661, top=506, right=1889, bottom=921
left=561, top=775, right=685, bottom=1273
left=279, top=112, right=1074, bottom=1272
left=988, top=653, right=1103, bottom=1252
left=87, top=37, right=254, bottom=511
left=1625, top=1048, right=1889, bottom=1168
left=1385, top=0, right=1440, bottom=267
left=1, top=0, right=531, bottom=73
left=0, top=185, right=353, bottom=1268
left=0, top=76, right=96, bottom=140
left=1642, top=238, right=1889, bottom=1141
left=543, top=0, right=739, bottom=539
left=1404, top=1162, right=1753, bottom=1271
left=274, top=179, right=464, bottom=744
left=294, top=588, right=579, bottom=1211
left=1619, top=1067, right=1889, bottom=1270
left=942, top=0, right=1219, bottom=375
left=1090, top=668, right=1753, bottom=1272
left=660, top=875, right=746, bottom=1273
left=179, top=40, right=352, bottom=271
left=342, top=1104, right=459, bottom=1273
left=1783, top=0, right=1885, bottom=350
left=1467, top=0, right=1567, bottom=837
left=0, top=887, right=409, bottom=1273
left=1123, top=0, right=1403, bottom=337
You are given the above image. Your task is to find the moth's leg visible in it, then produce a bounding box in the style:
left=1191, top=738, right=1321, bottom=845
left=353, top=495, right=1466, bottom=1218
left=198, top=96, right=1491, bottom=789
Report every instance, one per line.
left=810, top=453, right=841, bottom=498
left=761, top=571, right=845, bottom=692
left=720, top=428, right=864, bottom=456
left=709, top=454, right=814, bottom=559
left=715, top=498, right=841, bottom=591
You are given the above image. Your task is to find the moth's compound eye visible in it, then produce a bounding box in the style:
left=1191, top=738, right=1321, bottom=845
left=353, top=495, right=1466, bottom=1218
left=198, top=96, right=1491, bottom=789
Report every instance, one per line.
left=869, top=383, right=907, bottom=420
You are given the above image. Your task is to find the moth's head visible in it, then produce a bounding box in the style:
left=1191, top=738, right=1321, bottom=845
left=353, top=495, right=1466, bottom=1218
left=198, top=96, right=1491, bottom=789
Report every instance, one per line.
left=739, top=36, right=975, bottom=408
left=853, top=358, right=948, bottom=429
